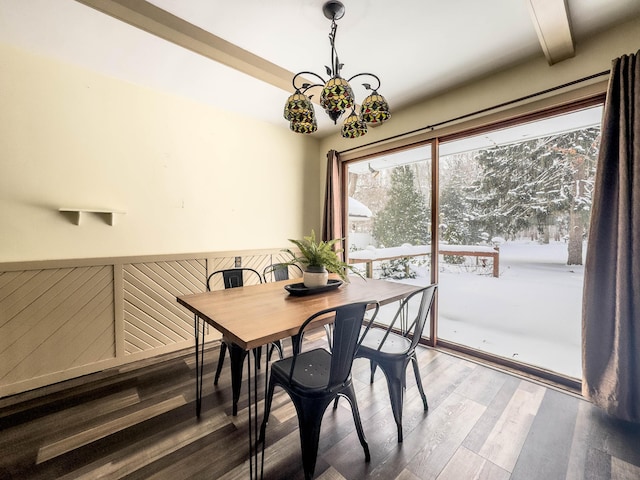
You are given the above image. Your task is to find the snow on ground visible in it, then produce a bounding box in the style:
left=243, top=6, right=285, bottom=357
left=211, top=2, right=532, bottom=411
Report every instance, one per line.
left=363, top=241, right=585, bottom=379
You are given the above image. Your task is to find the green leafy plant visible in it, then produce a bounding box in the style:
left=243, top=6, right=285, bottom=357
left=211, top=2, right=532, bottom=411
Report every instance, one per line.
left=282, top=230, right=364, bottom=282
left=380, top=258, right=418, bottom=280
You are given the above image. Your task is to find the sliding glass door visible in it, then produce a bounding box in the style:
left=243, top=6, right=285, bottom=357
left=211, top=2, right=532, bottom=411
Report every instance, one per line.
left=345, top=102, right=603, bottom=380
left=437, top=105, right=601, bottom=378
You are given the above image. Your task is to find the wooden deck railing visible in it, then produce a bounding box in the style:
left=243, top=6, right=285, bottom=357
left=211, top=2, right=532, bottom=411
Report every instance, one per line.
left=348, top=245, right=500, bottom=278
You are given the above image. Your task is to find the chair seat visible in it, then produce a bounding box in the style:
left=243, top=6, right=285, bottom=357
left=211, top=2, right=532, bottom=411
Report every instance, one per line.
left=271, top=348, right=334, bottom=392
left=359, top=327, right=411, bottom=355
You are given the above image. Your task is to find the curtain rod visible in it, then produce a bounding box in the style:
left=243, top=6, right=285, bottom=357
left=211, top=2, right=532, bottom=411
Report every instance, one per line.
left=339, top=69, right=610, bottom=155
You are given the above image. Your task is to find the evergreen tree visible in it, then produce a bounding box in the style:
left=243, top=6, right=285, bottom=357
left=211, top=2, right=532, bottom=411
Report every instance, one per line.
left=468, top=127, right=599, bottom=264
left=439, top=152, right=482, bottom=246
left=372, top=165, right=430, bottom=247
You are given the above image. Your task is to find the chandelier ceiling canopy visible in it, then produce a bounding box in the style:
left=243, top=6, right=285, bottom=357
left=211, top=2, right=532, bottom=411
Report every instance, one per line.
left=283, top=1, right=391, bottom=139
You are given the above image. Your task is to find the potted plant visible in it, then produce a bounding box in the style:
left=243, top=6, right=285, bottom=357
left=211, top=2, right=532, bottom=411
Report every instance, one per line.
left=283, top=230, right=364, bottom=287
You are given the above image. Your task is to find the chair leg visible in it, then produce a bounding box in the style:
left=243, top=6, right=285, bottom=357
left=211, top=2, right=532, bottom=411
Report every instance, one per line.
left=340, top=385, right=371, bottom=461
left=292, top=396, right=333, bottom=480
left=213, top=342, right=227, bottom=386
left=253, top=345, right=262, bottom=370
left=411, top=354, right=428, bottom=411
left=324, top=324, right=333, bottom=350
left=228, top=343, right=248, bottom=416
left=291, top=333, right=303, bottom=355
left=380, top=365, right=406, bottom=443
left=369, top=360, right=378, bottom=384
left=268, top=340, right=283, bottom=361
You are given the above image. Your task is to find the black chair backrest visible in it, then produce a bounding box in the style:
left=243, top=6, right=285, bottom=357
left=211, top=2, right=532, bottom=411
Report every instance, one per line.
left=206, top=268, right=263, bottom=291
left=289, top=301, right=379, bottom=391
left=263, top=263, right=302, bottom=282
left=363, top=284, right=437, bottom=354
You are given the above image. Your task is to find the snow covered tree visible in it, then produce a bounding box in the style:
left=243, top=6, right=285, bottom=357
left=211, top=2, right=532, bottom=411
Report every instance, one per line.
left=551, top=129, right=599, bottom=264
left=439, top=152, right=482, bottom=246
left=468, top=127, right=599, bottom=265
left=373, top=165, right=430, bottom=247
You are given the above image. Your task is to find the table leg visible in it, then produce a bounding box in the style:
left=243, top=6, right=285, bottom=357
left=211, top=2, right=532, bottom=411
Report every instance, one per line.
left=194, top=314, right=205, bottom=417
left=247, top=346, right=267, bottom=480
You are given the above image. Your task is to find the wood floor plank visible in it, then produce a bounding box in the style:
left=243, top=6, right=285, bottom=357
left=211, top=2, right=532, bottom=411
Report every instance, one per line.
left=611, top=456, right=640, bottom=480
left=453, top=364, right=508, bottom=406
left=316, top=466, right=347, bottom=480
left=393, top=469, right=422, bottom=480
left=215, top=431, right=299, bottom=480
left=403, top=393, right=487, bottom=479
left=477, top=380, right=546, bottom=472
left=597, top=412, right=640, bottom=468
left=1, top=388, right=139, bottom=443
left=353, top=358, right=480, bottom=479
left=130, top=421, right=244, bottom=480
left=36, top=396, right=187, bottom=464
left=57, top=410, right=231, bottom=480
left=585, top=448, right=613, bottom=480
left=363, top=392, right=486, bottom=480
left=566, top=396, right=640, bottom=480
left=562, top=396, right=591, bottom=480
left=316, top=408, right=377, bottom=479
left=461, top=372, right=520, bottom=452
left=510, top=387, right=578, bottom=479
left=258, top=429, right=309, bottom=480
left=2, top=343, right=639, bottom=480
left=436, top=446, right=510, bottom=480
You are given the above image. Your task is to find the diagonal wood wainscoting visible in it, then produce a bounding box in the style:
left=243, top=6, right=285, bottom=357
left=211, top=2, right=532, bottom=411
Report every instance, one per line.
left=0, top=266, right=115, bottom=389
left=122, top=260, right=206, bottom=355
left=0, top=249, right=297, bottom=398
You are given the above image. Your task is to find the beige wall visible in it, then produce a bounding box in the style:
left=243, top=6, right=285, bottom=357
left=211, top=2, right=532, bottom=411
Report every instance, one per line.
left=3, top=18, right=637, bottom=263
left=0, top=43, right=321, bottom=262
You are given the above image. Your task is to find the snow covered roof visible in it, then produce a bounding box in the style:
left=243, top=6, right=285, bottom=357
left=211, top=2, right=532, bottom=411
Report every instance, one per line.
left=348, top=197, right=372, bottom=219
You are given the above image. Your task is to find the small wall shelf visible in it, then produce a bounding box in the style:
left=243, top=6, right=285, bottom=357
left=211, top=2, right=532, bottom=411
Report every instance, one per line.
left=59, top=208, right=126, bottom=226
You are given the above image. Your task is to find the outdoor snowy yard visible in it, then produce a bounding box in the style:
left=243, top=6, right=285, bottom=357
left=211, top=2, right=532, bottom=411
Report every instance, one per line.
left=373, top=241, right=585, bottom=379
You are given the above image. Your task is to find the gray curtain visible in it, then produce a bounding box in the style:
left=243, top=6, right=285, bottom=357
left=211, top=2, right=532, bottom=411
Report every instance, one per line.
left=582, top=50, right=640, bottom=423
left=322, top=150, right=344, bottom=248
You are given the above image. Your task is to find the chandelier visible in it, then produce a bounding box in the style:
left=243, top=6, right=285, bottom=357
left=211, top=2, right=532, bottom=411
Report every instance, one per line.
left=283, top=1, right=391, bottom=138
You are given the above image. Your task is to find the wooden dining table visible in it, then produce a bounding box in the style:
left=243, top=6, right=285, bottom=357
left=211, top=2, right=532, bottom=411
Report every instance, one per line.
left=176, top=276, right=421, bottom=479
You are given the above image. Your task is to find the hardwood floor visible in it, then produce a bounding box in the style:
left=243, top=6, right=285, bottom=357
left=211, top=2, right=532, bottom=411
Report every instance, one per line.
left=1, top=328, right=639, bottom=480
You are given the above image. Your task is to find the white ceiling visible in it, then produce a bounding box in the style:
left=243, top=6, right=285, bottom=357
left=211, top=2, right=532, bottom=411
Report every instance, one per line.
left=1, top=0, right=639, bottom=138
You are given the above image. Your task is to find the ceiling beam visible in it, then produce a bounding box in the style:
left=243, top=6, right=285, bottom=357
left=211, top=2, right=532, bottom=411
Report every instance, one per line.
left=526, top=0, right=575, bottom=65
left=73, top=0, right=303, bottom=94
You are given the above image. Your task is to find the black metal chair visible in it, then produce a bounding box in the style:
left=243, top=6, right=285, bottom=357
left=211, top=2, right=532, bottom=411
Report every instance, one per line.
left=206, top=268, right=282, bottom=415
left=207, top=267, right=263, bottom=290
left=260, top=301, right=379, bottom=480
left=262, top=263, right=303, bottom=358
left=262, top=262, right=303, bottom=282
left=354, top=284, right=437, bottom=442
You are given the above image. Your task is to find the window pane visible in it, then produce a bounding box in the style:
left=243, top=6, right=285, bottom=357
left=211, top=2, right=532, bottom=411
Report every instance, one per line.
left=347, top=145, right=433, bottom=332
left=437, top=105, right=602, bottom=378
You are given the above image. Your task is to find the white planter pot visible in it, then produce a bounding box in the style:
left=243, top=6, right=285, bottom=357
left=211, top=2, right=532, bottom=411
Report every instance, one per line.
left=303, top=267, right=329, bottom=288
